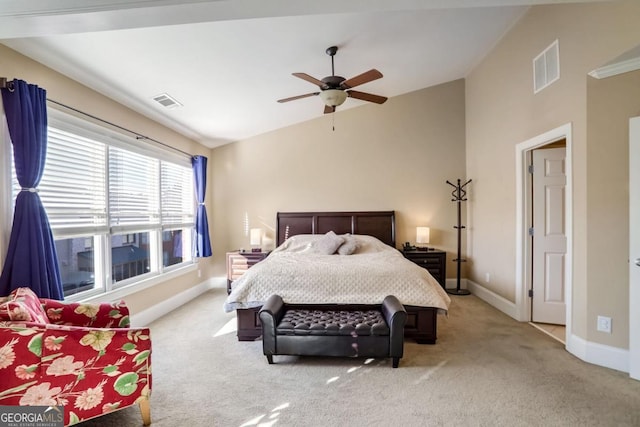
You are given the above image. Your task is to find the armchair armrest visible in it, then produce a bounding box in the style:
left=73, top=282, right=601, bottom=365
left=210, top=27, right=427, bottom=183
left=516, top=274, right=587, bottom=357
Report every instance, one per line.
left=41, top=299, right=130, bottom=328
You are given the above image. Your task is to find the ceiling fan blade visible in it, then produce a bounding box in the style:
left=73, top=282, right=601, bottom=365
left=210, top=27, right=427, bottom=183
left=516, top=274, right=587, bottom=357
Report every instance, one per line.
left=340, top=69, right=383, bottom=89
left=347, top=90, right=388, bottom=104
left=277, top=92, right=320, bottom=103
left=292, top=73, right=328, bottom=89
left=324, top=105, right=335, bottom=114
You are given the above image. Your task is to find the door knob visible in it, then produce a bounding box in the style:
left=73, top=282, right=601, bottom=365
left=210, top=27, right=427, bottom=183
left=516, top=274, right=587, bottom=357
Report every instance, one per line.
left=636, top=258, right=640, bottom=267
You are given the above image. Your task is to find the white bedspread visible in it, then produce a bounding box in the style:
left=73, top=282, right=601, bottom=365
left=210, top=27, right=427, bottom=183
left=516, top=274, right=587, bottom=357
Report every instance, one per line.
left=223, top=234, right=451, bottom=313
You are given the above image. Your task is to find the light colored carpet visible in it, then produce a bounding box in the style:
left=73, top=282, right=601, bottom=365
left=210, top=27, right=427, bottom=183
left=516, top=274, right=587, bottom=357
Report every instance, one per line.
left=79, top=288, right=640, bottom=426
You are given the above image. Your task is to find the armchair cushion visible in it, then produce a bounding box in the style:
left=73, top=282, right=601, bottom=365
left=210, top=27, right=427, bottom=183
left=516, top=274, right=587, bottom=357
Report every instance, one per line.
left=0, top=287, right=49, bottom=324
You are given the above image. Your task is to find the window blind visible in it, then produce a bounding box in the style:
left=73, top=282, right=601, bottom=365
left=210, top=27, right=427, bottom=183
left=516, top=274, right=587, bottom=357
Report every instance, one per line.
left=39, top=127, right=107, bottom=233
left=161, top=161, right=194, bottom=227
left=109, top=146, right=160, bottom=231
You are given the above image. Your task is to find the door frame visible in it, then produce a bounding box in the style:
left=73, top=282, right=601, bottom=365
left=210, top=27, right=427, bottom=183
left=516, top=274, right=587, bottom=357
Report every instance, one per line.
left=515, top=123, right=572, bottom=342
left=630, top=117, right=639, bottom=380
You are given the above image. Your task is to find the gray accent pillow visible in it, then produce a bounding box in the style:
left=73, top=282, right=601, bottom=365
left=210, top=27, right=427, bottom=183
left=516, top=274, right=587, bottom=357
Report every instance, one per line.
left=310, top=231, right=345, bottom=255
left=337, top=235, right=359, bottom=255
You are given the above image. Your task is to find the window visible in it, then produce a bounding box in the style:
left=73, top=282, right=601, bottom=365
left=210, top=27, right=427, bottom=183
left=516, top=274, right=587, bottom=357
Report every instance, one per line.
left=9, top=108, right=195, bottom=299
left=109, top=146, right=160, bottom=229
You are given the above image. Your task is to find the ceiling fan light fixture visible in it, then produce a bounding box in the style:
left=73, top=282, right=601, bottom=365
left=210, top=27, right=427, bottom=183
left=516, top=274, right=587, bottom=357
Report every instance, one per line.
left=319, top=89, right=347, bottom=107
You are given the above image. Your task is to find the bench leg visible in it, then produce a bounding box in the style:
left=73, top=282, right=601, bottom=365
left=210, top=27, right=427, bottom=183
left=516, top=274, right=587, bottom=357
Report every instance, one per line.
left=392, top=357, right=400, bottom=368
left=266, top=354, right=274, bottom=364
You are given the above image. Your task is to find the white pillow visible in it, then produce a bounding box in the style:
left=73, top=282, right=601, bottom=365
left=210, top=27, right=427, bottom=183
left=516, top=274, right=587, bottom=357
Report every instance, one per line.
left=272, top=234, right=322, bottom=253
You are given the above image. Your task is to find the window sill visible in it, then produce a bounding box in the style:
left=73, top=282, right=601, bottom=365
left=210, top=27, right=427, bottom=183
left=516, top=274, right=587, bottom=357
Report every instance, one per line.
left=69, top=262, right=198, bottom=304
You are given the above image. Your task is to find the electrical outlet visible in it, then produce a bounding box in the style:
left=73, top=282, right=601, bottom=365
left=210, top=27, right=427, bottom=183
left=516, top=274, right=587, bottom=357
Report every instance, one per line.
left=485, top=273, right=491, bottom=283
left=597, top=315, right=612, bottom=333
left=197, top=269, right=202, bottom=278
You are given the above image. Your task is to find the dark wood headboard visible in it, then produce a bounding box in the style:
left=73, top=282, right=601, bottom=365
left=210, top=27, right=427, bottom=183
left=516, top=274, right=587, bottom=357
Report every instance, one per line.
left=276, top=211, right=396, bottom=248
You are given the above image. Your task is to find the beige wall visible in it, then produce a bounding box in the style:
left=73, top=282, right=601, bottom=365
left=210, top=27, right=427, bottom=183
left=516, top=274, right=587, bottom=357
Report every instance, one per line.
left=586, top=70, right=640, bottom=346
left=465, top=1, right=640, bottom=346
left=210, top=79, right=467, bottom=278
left=0, top=44, right=215, bottom=315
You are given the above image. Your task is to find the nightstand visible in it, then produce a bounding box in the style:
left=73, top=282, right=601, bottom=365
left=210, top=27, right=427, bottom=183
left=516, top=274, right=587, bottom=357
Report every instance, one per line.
left=402, top=249, right=446, bottom=289
left=226, top=251, right=269, bottom=294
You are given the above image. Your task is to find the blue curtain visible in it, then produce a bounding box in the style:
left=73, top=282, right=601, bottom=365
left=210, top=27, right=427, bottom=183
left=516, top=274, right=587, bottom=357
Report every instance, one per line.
left=192, top=155, right=212, bottom=257
left=0, top=79, right=63, bottom=299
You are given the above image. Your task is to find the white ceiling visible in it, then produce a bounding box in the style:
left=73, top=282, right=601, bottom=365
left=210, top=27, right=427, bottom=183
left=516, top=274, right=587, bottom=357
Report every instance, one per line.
left=0, top=0, right=604, bottom=148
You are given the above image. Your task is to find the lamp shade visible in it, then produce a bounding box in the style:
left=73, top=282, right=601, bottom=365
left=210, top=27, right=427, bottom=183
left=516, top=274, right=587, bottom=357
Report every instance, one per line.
left=319, top=89, right=347, bottom=107
left=250, top=228, right=262, bottom=246
left=416, top=227, right=430, bottom=244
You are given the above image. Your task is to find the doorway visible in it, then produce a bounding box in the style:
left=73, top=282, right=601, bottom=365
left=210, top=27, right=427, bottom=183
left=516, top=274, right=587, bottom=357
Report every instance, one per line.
left=515, top=123, right=573, bottom=345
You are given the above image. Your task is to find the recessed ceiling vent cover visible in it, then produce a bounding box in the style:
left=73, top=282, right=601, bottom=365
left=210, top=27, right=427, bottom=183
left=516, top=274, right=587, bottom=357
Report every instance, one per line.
left=533, top=40, right=560, bottom=94
left=152, top=93, right=182, bottom=109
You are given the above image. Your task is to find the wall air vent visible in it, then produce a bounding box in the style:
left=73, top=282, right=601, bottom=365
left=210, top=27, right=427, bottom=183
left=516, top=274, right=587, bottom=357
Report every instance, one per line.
left=533, top=39, right=559, bottom=94
left=152, top=93, right=183, bottom=109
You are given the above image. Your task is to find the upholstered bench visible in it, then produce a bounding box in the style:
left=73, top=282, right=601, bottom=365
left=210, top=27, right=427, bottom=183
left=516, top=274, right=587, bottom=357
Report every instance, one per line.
left=259, top=295, right=407, bottom=368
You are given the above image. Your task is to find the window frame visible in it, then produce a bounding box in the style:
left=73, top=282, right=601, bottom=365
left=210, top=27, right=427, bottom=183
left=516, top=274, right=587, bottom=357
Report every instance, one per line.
left=2, top=105, right=197, bottom=302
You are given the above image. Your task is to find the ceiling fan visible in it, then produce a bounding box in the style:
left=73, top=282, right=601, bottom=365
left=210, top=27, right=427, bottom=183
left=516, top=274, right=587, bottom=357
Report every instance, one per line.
left=277, top=46, right=387, bottom=114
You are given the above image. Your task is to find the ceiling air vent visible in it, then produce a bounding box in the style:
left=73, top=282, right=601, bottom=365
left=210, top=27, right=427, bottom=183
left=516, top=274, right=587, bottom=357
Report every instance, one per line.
left=152, top=93, right=182, bottom=109
left=533, top=39, right=559, bottom=94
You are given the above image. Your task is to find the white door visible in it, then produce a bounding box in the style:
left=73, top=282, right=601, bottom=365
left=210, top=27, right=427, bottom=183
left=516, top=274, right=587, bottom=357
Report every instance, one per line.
left=532, top=147, right=567, bottom=324
left=630, top=117, right=640, bottom=380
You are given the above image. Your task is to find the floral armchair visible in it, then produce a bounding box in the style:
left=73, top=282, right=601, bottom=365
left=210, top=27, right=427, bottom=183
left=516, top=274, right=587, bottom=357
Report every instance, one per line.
left=0, top=287, right=151, bottom=426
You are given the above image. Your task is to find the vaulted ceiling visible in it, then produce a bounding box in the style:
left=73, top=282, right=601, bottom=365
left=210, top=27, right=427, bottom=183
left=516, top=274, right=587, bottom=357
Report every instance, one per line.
left=0, top=0, right=605, bottom=147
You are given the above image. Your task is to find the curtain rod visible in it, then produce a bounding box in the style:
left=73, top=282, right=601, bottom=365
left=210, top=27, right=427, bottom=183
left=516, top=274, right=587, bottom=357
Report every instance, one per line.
left=0, top=77, right=13, bottom=90
left=1, top=77, right=193, bottom=158
left=46, top=99, right=193, bottom=158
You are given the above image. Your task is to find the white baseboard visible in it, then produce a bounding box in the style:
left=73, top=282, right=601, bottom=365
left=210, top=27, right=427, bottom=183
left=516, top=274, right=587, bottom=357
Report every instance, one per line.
left=130, top=276, right=225, bottom=327
left=209, top=276, right=227, bottom=290
left=567, top=332, right=629, bottom=373
left=464, top=279, right=519, bottom=319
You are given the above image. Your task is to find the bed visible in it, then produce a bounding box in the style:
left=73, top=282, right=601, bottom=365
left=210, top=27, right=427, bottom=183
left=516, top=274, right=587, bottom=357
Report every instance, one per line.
left=224, top=211, right=451, bottom=344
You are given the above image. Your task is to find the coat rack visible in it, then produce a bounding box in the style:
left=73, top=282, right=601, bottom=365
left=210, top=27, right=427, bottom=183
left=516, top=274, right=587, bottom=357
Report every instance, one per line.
left=446, top=178, right=472, bottom=295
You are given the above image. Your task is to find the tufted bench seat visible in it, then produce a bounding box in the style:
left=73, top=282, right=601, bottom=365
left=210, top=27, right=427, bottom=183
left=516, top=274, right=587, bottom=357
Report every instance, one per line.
left=259, top=295, right=407, bottom=368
